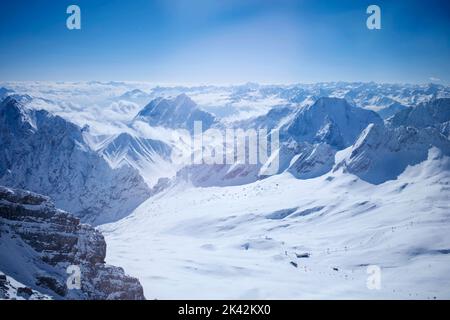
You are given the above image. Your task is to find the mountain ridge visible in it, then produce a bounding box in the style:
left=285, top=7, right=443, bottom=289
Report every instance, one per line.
left=0, top=98, right=151, bottom=225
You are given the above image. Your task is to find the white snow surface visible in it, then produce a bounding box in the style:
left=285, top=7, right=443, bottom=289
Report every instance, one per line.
left=2, top=81, right=450, bottom=299
left=100, top=149, right=450, bottom=299
left=0, top=271, right=52, bottom=300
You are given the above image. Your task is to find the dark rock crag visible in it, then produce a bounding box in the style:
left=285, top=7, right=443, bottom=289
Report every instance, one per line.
left=0, top=186, right=145, bottom=300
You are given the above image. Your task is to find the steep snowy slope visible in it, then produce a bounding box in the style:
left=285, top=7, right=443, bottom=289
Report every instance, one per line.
left=282, top=97, right=383, bottom=148
left=335, top=98, right=450, bottom=184
left=389, top=98, right=450, bottom=129
left=177, top=97, right=383, bottom=187
left=288, top=143, right=337, bottom=179
left=99, top=93, right=450, bottom=300
left=0, top=97, right=150, bottom=225
left=337, top=124, right=450, bottom=184
left=101, top=149, right=450, bottom=299
left=1, top=272, right=51, bottom=300
left=377, top=102, right=408, bottom=120
left=0, top=87, right=14, bottom=101
left=98, top=132, right=174, bottom=186
left=0, top=186, right=145, bottom=300
left=118, top=89, right=153, bottom=106
left=233, top=105, right=295, bottom=131
left=278, top=97, right=384, bottom=178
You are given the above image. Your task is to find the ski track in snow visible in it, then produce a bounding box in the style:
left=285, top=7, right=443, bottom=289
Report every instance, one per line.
left=100, top=152, right=450, bottom=299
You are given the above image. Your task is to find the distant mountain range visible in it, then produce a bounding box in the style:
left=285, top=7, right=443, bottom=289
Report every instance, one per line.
left=1, top=83, right=449, bottom=220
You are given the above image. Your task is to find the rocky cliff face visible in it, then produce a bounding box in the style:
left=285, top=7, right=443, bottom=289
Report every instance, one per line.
left=0, top=186, right=145, bottom=300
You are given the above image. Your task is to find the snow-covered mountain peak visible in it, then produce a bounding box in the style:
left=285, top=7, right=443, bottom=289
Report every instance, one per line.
left=120, top=88, right=149, bottom=99
left=0, top=101, right=151, bottom=225
left=283, top=97, right=383, bottom=148
left=98, top=132, right=173, bottom=186
left=310, top=96, right=351, bottom=110
left=0, top=87, right=14, bottom=98
left=173, top=92, right=196, bottom=107
left=0, top=97, right=87, bottom=149
left=389, top=98, right=450, bottom=129
left=0, top=97, right=30, bottom=124
left=137, top=94, right=196, bottom=117
left=135, top=94, right=216, bottom=131
left=337, top=122, right=450, bottom=184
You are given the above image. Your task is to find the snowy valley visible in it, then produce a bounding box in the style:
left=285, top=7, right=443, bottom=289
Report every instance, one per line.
left=0, top=81, right=449, bottom=299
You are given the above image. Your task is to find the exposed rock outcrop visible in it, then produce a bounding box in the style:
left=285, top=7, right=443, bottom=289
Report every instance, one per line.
left=0, top=186, right=145, bottom=300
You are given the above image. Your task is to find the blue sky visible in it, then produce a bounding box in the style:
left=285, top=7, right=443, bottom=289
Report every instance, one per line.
left=0, top=0, right=449, bottom=84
